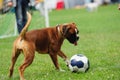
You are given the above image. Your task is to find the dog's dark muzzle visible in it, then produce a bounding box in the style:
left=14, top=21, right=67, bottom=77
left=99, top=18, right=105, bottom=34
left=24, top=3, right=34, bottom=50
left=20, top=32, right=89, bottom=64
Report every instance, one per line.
left=67, top=33, right=79, bottom=46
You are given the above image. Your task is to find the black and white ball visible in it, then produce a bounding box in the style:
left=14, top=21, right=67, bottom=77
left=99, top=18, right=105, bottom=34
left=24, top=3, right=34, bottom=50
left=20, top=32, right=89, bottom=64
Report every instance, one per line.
left=69, top=54, right=90, bottom=73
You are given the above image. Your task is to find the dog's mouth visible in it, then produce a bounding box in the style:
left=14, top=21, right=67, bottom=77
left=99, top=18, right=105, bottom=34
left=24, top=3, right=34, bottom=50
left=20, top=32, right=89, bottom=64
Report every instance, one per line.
left=73, top=35, right=79, bottom=46
left=74, top=36, right=79, bottom=46
left=74, top=41, right=77, bottom=46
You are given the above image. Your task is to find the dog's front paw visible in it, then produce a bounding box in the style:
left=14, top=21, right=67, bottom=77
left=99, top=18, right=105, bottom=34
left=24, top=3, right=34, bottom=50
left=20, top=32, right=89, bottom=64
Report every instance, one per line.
left=20, top=78, right=26, bottom=80
left=59, top=68, right=65, bottom=72
left=65, top=59, right=70, bottom=67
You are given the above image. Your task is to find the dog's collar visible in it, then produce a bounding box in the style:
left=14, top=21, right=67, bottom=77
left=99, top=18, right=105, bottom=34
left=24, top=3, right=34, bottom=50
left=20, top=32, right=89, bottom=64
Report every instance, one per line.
left=57, top=24, right=64, bottom=38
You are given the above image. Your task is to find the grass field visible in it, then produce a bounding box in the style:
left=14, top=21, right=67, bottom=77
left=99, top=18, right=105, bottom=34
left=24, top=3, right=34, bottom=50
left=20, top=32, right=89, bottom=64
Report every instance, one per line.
left=0, top=4, right=120, bottom=80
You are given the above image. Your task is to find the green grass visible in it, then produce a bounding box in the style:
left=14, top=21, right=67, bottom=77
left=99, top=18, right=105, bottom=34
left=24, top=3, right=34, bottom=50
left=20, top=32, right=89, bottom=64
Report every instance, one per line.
left=0, top=4, right=120, bottom=80
left=0, top=12, right=16, bottom=35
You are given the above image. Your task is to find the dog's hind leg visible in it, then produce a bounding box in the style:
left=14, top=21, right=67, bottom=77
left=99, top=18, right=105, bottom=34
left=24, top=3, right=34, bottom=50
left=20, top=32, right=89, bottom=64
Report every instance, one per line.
left=19, top=46, right=35, bottom=80
left=9, top=48, right=21, bottom=78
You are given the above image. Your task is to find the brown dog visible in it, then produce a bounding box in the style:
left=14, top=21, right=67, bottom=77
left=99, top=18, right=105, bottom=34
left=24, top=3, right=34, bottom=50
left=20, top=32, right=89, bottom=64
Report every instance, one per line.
left=9, top=12, right=79, bottom=80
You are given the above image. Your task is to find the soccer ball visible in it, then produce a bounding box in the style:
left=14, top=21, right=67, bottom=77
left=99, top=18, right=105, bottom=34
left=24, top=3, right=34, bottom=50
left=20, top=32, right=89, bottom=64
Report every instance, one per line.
left=69, top=54, right=90, bottom=73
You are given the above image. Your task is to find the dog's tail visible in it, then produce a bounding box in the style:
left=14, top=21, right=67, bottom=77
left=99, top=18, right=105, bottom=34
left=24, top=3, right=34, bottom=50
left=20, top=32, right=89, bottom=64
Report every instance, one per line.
left=19, top=11, right=32, bottom=39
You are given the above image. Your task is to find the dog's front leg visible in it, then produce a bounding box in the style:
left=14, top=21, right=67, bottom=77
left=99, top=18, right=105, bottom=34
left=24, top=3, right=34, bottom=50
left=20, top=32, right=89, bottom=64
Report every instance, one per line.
left=57, top=51, right=70, bottom=67
left=49, top=53, right=59, bottom=70
left=49, top=53, right=66, bottom=72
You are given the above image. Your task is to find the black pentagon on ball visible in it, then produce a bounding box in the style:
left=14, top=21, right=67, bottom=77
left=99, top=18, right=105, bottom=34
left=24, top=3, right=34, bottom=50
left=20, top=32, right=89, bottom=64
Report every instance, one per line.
left=71, top=59, right=84, bottom=68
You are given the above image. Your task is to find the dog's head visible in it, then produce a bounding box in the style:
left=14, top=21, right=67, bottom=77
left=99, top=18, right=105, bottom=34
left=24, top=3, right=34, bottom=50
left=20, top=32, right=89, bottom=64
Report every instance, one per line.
left=58, top=22, right=79, bottom=46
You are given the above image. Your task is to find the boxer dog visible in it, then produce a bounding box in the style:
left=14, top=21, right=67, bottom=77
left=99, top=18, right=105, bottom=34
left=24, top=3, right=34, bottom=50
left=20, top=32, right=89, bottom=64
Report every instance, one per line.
left=9, top=12, right=79, bottom=80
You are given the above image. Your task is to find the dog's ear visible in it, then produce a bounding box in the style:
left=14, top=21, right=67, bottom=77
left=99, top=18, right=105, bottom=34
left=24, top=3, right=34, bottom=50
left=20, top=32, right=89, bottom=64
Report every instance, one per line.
left=71, top=22, right=77, bottom=27
left=71, top=22, right=75, bottom=25
left=62, top=24, right=71, bottom=36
